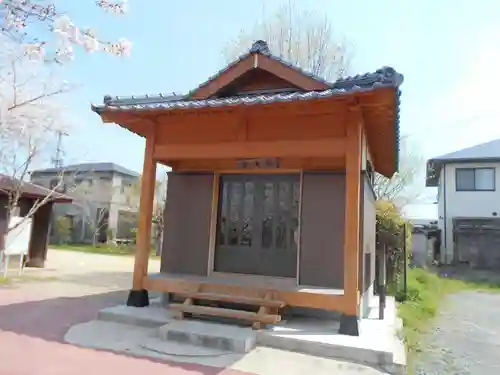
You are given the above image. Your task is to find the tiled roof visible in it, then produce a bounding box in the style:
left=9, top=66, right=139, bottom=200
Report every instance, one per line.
left=184, top=39, right=333, bottom=97
left=92, top=40, right=403, bottom=113
left=92, top=66, right=402, bottom=113
left=31, top=162, right=140, bottom=177
left=0, top=174, right=72, bottom=202
left=91, top=40, right=403, bottom=173
left=426, top=139, right=500, bottom=187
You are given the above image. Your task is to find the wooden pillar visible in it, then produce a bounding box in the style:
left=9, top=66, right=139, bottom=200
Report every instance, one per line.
left=25, top=202, right=53, bottom=268
left=127, top=131, right=157, bottom=307
left=339, top=112, right=362, bottom=336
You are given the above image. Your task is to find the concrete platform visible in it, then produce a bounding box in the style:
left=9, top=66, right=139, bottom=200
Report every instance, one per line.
left=65, top=321, right=390, bottom=374
left=90, top=297, right=405, bottom=374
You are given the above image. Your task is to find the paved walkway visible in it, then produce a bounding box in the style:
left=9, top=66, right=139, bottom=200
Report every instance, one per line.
left=413, top=291, right=500, bottom=375
left=0, top=250, right=246, bottom=375
left=0, top=250, right=388, bottom=375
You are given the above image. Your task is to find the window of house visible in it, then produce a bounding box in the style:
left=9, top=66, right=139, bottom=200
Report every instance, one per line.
left=456, top=167, right=495, bottom=191
left=49, top=178, right=66, bottom=193
left=121, top=179, right=132, bottom=193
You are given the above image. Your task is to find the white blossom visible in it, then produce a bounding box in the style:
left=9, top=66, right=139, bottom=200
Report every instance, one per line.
left=23, top=43, right=45, bottom=60
left=0, top=0, right=131, bottom=62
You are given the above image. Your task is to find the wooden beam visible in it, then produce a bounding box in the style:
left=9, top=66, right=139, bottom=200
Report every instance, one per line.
left=132, top=131, right=157, bottom=290
left=144, top=275, right=346, bottom=311
left=343, top=112, right=363, bottom=316
left=154, top=138, right=346, bottom=160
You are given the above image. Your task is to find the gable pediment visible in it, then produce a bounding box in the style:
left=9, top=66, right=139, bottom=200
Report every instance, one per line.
left=188, top=40, right=330, bottom=100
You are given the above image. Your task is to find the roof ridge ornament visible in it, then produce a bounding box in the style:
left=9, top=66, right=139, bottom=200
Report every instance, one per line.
left=249, top=40, right=270, bottom=55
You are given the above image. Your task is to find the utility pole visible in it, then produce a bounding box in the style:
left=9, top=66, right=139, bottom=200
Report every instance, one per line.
left=51, top=130, right=68, bottom=168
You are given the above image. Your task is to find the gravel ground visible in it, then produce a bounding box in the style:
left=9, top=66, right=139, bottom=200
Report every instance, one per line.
left=413, top=291, right=500, bottom=375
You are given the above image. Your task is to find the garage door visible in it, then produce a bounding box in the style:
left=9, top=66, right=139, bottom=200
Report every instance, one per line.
left=454, top=218, right=500, bottom=269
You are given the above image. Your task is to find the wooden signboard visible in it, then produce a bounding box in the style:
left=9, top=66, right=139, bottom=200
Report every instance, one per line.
left=236, top=158, right=279, bottom=169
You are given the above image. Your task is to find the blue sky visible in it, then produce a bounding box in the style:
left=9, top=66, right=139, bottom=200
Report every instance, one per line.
left=51, top=0, right=500, bottom=219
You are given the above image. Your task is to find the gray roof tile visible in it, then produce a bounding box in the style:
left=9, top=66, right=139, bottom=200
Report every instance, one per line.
left=0, top=174, right=72, bottom=202
left=92, top=65, right=402, bottom=113
left=92, top=40, right=403, bottom=113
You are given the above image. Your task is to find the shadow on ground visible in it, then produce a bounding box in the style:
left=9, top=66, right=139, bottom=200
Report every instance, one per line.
left=0, top=287, right=235, bottom=375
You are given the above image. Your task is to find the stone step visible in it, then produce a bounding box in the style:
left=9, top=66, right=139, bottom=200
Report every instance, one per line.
left=157, top=319, right=257, bottom=353
left=97, top=305, right=176, bottom=328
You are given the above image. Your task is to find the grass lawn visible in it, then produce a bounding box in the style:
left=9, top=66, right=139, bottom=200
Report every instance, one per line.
left=50, top=243, right=160, bottom=259
left=398, top=267, right=500, bottom=366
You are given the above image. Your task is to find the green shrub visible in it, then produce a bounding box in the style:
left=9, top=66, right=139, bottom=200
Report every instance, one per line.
left=53, top=216, right=72, bottom=244
left=376, top=200, right=412, bottom=296
left=398, top=268, right=450, bottom=356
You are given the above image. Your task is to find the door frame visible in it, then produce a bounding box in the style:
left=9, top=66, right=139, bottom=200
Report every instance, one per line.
left=207, top=170, right=304, bottom=287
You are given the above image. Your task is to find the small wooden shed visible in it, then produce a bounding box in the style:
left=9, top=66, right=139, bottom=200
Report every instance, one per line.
left=92, top=40, right=403, bottom=336
left=0, top=174, right=73, bottom=267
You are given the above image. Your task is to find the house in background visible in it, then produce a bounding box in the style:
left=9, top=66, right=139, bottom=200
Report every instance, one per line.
left=0, top=174, right=72, bottom=267
left=30, top=162, right=140, bottom=244
left=426, top=139, right=500, bottom=269
left=408, top=220, right=439, bottom=268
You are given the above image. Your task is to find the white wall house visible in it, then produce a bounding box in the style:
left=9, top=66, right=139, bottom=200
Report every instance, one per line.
left=31, top=162, right=141, bottom=243
left=426, top=139, right=500, bottom=266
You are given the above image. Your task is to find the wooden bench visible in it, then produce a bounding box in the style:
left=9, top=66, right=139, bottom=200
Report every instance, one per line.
left=169, top=289, right=286, bottom=329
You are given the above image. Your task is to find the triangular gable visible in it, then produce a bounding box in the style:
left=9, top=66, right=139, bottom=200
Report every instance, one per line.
left=189, top=40, right=330, bottom=100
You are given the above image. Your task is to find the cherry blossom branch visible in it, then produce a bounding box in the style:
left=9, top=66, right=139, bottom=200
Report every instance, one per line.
left=1, top=0, right=131, bottom=62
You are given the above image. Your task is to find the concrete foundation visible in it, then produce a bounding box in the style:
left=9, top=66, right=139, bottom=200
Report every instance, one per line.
left=158, top=319, right=256, bottom=353
left=82, top=296, right=405, bottom=374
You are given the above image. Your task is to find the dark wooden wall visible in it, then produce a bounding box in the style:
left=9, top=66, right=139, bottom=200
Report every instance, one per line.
left=299, top=172, right=345, bottom=288
left=0, top=195, right=54, bottom=267
left=160, top=171, right=377, bottom=293
left=161, top=172, right=213, bottom=276
left=362, top=175, right=377, bottom=292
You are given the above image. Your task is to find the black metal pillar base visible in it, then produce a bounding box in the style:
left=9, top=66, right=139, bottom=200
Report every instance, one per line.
left=339, top=313, right=360, bottom=336
left=126, top=289, right=149, bottom=307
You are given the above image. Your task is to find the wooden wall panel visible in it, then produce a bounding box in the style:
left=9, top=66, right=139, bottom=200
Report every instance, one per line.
left=246, top=113, right=346, bottom=142
left=156, top=117, right=240, bottom=145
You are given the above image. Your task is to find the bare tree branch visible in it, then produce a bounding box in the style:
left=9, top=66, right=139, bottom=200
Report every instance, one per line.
left=373, top=135, right=424, bottom=207
left=223, top=2, right=351, bottom=81
left=0, top=42, right=74, bottom=238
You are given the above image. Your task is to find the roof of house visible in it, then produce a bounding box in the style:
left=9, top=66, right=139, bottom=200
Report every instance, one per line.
left=31, top=162, right=140, bottom=178
left=92, top=65, right=403, bottom=114
left=426, top=139, right=500, bottom=187
left=0, top=174, right=72, bottom=203
left=91, top=40, right=403, bottom=175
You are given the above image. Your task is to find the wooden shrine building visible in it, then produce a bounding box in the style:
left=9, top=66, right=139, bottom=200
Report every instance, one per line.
left=92, top=40, right=403, bottom=336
